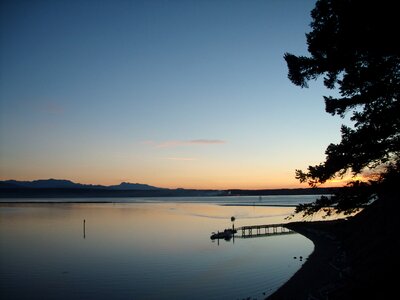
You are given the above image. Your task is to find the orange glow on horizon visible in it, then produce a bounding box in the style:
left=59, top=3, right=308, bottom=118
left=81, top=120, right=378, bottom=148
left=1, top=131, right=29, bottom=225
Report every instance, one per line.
left=0, top=174, right=344, bottom=190
left=325, top=174, right=370, bottom=187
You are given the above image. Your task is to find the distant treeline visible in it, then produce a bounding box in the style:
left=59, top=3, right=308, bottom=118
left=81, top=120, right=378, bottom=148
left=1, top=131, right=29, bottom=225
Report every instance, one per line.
left=226, top=187, right=339, bottom=196
left=0, top=187, right=337, bottom=198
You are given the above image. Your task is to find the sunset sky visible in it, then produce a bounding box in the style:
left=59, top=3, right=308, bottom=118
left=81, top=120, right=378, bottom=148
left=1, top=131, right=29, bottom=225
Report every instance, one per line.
left=0, top=0, right=348, bottom=189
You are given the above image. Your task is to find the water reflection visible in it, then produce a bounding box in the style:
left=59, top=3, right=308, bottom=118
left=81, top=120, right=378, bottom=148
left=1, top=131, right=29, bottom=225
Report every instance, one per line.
left=0, top=203, right=314, bottom=300
left=83, top=219, right=86, bottom=239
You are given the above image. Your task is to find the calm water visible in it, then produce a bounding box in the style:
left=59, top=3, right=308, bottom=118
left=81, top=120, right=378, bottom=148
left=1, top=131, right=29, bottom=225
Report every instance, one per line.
left=0, top=194, right=322, bottom=206
left=0, top=198, right=315, bottom=300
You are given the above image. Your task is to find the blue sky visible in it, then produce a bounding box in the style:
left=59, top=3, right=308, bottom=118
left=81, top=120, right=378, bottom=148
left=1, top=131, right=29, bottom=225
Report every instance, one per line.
left=0, top=0, right=346, bottom=189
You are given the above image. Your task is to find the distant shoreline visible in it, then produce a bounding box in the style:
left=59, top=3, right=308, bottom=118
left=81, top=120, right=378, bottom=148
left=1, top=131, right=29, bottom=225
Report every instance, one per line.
left=0, top=187, right=337, bottom=198
left=0, top=201, right=300, bottom=207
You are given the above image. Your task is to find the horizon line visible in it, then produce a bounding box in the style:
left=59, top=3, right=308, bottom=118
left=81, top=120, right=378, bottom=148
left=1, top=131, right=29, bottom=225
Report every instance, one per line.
left=0, top=178, right=341, bottom=190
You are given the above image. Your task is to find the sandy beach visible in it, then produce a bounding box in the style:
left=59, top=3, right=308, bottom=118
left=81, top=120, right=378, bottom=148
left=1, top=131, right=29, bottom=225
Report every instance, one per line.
left=267, top=195, right=400, bottom=299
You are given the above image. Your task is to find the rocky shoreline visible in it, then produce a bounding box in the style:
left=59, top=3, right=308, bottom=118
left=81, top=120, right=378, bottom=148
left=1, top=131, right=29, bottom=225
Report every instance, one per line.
left=266, top=196, right=400, bottom=300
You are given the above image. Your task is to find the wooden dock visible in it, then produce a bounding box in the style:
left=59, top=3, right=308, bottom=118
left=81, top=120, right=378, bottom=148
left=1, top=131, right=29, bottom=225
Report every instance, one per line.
left=236, top=223, right=295, bottom=238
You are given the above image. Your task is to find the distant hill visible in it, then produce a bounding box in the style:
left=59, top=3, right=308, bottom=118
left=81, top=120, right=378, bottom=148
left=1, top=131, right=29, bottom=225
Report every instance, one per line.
left=108, top=182, right=161, bottom=190
left=0, top=181, right=21, bottom=189
left=1, top=179, right=86, bottom=189
left=0, top=179, right=338, bottom=198
left=0, top=179, right=162, bottom=190
left=0, top=180, right=222, bottom=198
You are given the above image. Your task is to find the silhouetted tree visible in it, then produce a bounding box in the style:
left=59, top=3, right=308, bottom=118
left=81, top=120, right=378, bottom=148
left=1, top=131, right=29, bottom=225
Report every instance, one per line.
left=285, top=0, right=400, bottom=214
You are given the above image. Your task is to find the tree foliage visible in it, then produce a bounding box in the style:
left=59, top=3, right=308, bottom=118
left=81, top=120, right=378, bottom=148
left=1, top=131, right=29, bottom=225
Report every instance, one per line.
left=285, top=0, right=400, bottom=214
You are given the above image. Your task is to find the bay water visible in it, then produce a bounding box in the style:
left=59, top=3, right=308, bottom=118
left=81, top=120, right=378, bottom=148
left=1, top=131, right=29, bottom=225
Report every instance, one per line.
left=0, top=196, right=317, bottom=299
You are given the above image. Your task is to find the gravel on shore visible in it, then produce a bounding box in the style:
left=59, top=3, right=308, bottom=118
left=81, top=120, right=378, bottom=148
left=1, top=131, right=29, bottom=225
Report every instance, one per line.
left=267, top=196, right=400, bottom=300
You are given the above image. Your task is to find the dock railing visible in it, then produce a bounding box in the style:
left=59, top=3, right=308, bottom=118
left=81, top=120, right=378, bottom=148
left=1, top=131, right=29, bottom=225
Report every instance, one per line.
left=236, top=223, right=295, bottom=238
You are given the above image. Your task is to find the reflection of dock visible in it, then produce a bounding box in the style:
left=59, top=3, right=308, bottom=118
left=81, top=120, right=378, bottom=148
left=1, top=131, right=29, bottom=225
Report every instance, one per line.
left=236, top=224, right=295, bottom=238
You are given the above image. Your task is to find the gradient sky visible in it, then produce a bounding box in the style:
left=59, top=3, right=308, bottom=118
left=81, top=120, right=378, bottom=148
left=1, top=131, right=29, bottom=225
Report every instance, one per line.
left=0, top=0, right=348, bottom=189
